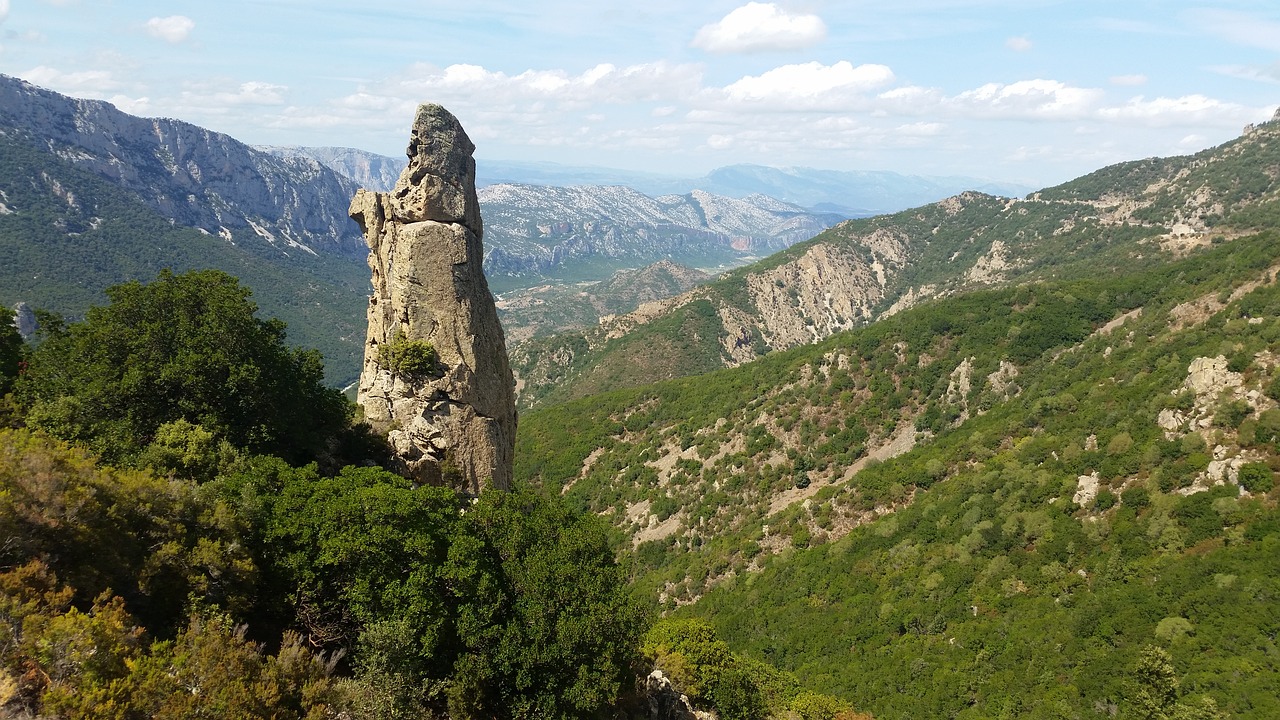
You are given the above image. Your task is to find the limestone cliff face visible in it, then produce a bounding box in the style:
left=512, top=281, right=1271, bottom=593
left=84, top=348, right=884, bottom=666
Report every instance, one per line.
left=351, top=104, right=516, bottom=494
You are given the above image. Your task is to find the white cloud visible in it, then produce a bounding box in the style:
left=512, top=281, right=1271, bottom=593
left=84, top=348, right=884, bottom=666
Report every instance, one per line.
left=719, top=61, right=894, bottom=107
left=380, top=61, right=703, bottom=106
left=212, top=81, right=288, bottom=106
left=1006, top=36, right=1032, bottom=52
left=1110, top=74, right=1147, bottom=87
left=1211, top=63, right=1280, bottom=84
left=1097, top=95, right=1265, bottom=126
left=692, top=2, right=826, bottom=54
left=948, top=79, right=1104, bottom=119
left=145, top=15, right=195, bottom=44
left=23, top=65, right=126, bottom=92
left=0, top=0, right=10, bottom=24
left=108, top=94, right=152, bottom=115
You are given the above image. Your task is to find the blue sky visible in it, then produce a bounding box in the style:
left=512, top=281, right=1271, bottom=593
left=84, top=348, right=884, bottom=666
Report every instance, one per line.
left=1, top=1, right=1277, bottom=187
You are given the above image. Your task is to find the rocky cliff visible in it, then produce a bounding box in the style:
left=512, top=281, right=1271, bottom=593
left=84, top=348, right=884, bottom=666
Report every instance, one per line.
left=351, top=104, right=517, bottom=494
left=0, top=74, right=365, bottom=259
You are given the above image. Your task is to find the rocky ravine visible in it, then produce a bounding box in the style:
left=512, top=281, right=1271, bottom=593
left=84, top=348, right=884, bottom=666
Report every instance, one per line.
left=351, top=104, right=517, bottom=494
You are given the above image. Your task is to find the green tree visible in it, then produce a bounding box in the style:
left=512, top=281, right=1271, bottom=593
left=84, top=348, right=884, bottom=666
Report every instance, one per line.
left=0, top=306, right=21, bottom=397
left=248, top=465, right=645, bottom=720
left=446, top=488, right=648, bottom=720
left=1127, top=646, right=1225, bottom=720
left=18, top=269, right=350, bottom=465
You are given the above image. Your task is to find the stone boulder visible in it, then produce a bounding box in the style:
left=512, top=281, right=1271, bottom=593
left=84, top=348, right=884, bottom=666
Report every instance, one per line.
left=350, top=104, right=516, bottom=494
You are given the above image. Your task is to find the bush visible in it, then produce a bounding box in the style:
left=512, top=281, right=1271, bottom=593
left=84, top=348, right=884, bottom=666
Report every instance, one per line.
left=1238, top=462, right=1274, bottom=493
left=378, top=330, right=438, bottom=377
left=1096, top=489, right=1118, bottom=511
left=1122, top=486, right=1151, bottom=510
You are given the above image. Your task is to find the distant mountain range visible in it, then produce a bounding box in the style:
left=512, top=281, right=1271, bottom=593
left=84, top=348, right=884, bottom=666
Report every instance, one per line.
left=0, top=72, right=1035, bottom=385
left=264, top=146, right=1034, bottom=217
left=509, top=110, right=1280, bottom=409
left=477, top=184, right=841, bottom=287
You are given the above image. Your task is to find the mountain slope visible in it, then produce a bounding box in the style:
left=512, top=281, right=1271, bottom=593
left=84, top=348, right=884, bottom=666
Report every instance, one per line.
left=0, top=74, right=365, bottom=259
left=497, top=260, right=712, bottom=344
left=480, top=184, right=838, bottom=284
left=0, top=121, right=368, bottom=386
left=515, top=230, right=1280, bottom=718
left=511, top=113, right=1280, bottom=410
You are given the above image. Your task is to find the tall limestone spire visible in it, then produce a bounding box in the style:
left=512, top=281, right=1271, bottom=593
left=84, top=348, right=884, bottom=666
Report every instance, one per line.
left=349, top=104, right=516, bottom=493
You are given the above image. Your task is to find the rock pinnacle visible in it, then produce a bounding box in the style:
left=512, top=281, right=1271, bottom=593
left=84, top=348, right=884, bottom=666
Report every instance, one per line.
left=349, top=104, right=516, bottom=493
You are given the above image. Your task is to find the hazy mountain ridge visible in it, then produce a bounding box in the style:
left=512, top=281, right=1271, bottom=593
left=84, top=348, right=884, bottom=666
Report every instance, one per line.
left=0, top=74, right=365, bottom=260
left=479, top=183, right=837, bottom=280
left=273, top=145, right=1033, bottom=215
left=510, top=115, right=1280, bottom=409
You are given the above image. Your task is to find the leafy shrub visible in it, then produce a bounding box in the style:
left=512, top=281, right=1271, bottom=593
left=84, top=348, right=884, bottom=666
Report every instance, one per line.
left=1096, top=489, right=1117, bottom=511
left=377, top=330, right=438, bottom=377
left=1122, top=486, right=1151, bottom=510
left=1238, top=462, right=1274, bottom=493
left=17, top=269, right=350, bottom=465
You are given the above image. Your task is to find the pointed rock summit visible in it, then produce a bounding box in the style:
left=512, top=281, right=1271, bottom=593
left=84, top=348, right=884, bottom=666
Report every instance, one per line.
left=350, top=104, right=516, bottom=493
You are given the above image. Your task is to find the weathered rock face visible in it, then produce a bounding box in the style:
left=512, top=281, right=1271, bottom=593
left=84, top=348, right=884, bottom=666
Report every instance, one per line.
left=351, top=104, right=516, bottom=494
left=11, top=302, right=37, bottom=341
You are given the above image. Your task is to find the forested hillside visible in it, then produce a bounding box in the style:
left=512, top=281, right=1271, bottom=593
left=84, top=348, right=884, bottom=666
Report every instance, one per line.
left=0, top=129, right=369, bottom=386
left=0, top=271, right=865, bottom=720
left=511, top=114, right=1280, bottom=410
left=516, top=230, right=1280, bottom=717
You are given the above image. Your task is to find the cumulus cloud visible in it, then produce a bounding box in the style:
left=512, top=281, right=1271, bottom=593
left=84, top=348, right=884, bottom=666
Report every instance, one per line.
left=948, top=79, right=1104, bottom=119
left=1006, top=36, right=1033, bottom=52
left=1097, top=95, right=1265, bottom=126
left=145, top=15, right=195, bottom=44
left=719, top=61, right=894, bottom=107
left=691, top=2, right=826, bottom=54
left=1110, top=74, right=1147, bottom=87
left=353, top=61, right=703, bottom=108
left=0, top=0, right=10, bottom=25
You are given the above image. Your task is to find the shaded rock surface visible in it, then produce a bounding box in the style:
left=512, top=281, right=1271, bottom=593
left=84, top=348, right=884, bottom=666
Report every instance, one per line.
left=351, top=104, right=516, bottom=494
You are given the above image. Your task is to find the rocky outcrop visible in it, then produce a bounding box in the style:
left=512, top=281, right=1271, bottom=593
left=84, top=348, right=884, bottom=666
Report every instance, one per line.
left=11, top=302, right=36, bottom=341
left=642, top=671, right=714, bottom=720
left=351, top=104, right=516, bottom=494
